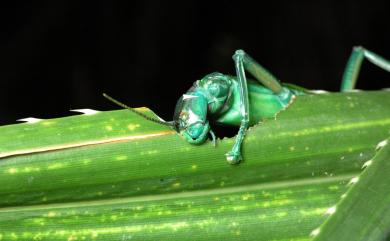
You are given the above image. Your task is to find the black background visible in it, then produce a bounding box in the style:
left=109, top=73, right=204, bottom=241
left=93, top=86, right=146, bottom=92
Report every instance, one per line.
left=1, top=1, right=389, bottom=126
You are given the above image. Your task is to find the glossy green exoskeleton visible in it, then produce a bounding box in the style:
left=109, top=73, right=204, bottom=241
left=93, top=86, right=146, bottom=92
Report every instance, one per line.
left=104, top=46, right=390, bottom=164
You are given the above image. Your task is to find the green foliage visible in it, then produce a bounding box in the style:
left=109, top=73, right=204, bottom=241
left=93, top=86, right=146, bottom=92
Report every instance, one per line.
left=313, top=137, right=390, bottom=241
left=0, top=91, right=389, bottom=240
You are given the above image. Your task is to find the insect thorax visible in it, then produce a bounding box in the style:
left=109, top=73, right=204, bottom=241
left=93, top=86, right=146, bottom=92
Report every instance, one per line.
left=196, top=72, right=234, bottom=116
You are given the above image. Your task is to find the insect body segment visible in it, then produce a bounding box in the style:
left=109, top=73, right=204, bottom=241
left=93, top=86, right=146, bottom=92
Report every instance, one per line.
left=174, top=50, right=296, bottom=164
left=173, top=47, right=390, bottom=164
left=104, top=46, right=390, bottom=165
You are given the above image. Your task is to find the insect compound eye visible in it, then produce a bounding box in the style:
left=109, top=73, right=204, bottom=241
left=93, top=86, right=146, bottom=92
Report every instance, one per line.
left=173, top=102, right=191, bottom=132
left=173, top=95, right=185, bottom=117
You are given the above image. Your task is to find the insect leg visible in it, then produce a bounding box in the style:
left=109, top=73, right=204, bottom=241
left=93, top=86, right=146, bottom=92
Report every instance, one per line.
left=225, top=51, right=250, bottom=164
left=235, top=50, right=294, bottom=105
left=234, top=50, right=283, bottom=94
left=341, top=46, right=390, bottom=91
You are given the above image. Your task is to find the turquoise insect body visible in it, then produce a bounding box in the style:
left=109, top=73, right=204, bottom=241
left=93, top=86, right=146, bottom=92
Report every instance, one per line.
left=104, top=46, right=390, bottom=164
left=172, top=66, right=298, bottom=164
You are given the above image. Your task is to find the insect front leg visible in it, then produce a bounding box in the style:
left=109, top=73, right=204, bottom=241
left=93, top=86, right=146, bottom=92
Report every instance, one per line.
left=341, top=46, right=390, bottom=91
left=225, top=51, right=250, bottom=164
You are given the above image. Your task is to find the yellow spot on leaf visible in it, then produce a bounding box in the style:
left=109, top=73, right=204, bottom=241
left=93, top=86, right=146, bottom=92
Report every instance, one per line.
left=127, top=123, right=141, bottom=131
left=262, top=202, right=271, bottom=208
left=105, top=125, right=113, bottom=131
left=230, top=222, right=239, bottom=227
left=67, top=235, right=77, bottom=241
left=300, top=208, right=327, bottom=216
left=115, top=155, right=128, bottom=161
left=91, top=231, right=98, bottom=238
left=83, top=159, right=92, bottom=165
left=135, top=206, right=143, bottom=211
left=47, top=163, right=65, bottom=170
left=22, top=166, right=41, bottom=173
left=172, top=182, right=181, bottom=188
left=241, top=194, right=255, bottom=201
left=328, top=185, right=340, bottom=191
left=276, top=212, right=287, bottom=217
left=47, top=211, right=56, bottom=217
left=191, top=165, right=197, bottom=170
left=169, top=222, right=189, bottom=231
left=289, top=146, right=295, bottom=151
left=42, top=121, right=55, bottom=126
left=10, top=233, right=18, bottom=240
left=7, top=168, right=18, bottom=174
left=233, top=205, right=247, bottom=211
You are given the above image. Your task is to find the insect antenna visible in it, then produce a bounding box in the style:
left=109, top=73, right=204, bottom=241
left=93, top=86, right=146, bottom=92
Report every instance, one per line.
left=103, top=93, right=175, bottom=127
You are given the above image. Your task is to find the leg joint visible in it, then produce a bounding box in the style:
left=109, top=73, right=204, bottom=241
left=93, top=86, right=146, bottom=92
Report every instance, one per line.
left=353, top=46, right=364, bottom=51
left=233, top=49, right=246, bottom=61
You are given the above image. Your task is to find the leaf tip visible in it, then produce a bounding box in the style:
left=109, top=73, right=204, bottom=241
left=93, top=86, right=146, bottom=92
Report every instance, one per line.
left=348, top=176, right=359, bottom=185
left=310, top=228, right=321, bottom=237
left=310, top=90, right=329, bottom=94
left=325, top=206, right=337, bottom=215
left=70, top=109, right=100, bottom=115
left=17, top=117, right=43, bottom=124
left=376, top=139, right=388, bottom=151
left=362, top=159, right=373, bottom=169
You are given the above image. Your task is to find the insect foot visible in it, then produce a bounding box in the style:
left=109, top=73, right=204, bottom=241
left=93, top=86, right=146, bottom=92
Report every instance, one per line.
left=225, top=151, right=242, bottom=164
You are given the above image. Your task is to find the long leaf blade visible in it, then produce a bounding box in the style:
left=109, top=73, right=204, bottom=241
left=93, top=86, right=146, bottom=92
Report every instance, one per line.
left=312, top=138, right=390, bottom=241
left=0, top=91, right=389, bottom=240
left=0, top=91, right=389, bottom=207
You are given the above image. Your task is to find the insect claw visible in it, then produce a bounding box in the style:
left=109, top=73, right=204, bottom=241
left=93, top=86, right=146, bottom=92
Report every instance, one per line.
left=225, top=151, right=242, bottom=164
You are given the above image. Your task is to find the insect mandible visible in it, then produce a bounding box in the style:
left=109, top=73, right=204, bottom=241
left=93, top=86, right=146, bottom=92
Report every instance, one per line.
left=104, top=46, right=390, bottom=164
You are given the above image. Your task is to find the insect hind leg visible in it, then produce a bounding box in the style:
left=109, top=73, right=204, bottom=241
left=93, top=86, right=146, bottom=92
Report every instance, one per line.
left=341, top=46, right=390, bottom=92
left=234, top=50, right=294, bottom=106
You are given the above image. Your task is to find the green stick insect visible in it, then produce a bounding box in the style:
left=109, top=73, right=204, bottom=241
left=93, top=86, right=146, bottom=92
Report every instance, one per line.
left=104, top=46, right=390, bottom=164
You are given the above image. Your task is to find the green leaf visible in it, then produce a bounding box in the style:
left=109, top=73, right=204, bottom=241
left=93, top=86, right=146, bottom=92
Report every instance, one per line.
left=0, top=175, right=349, bottom=241
left=312, top=137, right=390, bottom=241
left=0, top=90, right=389, bottom=240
